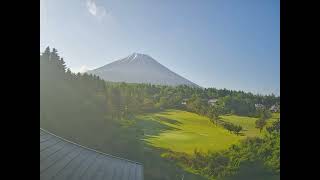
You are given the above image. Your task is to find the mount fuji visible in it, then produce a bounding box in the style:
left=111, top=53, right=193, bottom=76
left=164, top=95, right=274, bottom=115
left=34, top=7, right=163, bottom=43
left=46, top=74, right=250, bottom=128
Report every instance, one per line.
left=87, top=53, right=200, bottom=87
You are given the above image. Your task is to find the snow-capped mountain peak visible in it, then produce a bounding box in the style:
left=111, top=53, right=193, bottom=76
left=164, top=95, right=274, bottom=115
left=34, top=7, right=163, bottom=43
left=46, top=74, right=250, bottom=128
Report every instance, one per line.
left=87, top=53, right=200, bottom=88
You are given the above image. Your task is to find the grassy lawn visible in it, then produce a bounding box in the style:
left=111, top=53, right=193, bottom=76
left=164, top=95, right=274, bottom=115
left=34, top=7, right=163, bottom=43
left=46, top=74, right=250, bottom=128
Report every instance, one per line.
left=130, top=110, right=280, bottom=179
left=220, top=115, right=260, bottom=137
left=220, top=112, right=280, bottom=137
left=134, top=110, right=280, bottom=155
left=269, top=113, right=280, bottom=123
left=135, top=109, right=242, bottom=154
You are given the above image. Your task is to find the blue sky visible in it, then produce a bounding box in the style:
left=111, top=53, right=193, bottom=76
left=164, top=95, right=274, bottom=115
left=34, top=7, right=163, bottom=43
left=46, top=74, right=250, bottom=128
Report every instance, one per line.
left=40, top=0, right=280, bottom=95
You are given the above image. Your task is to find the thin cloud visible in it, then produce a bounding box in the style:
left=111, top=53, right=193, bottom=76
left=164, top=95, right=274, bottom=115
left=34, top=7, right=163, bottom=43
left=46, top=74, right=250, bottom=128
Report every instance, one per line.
left=86, top=0, right=106, bottom=18
left=71, top=65, right=91, bottom=73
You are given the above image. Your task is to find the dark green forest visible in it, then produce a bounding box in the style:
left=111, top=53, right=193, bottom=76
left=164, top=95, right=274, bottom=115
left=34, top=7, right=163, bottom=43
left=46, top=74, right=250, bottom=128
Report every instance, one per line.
left=40, top=47, right=280, bottom=180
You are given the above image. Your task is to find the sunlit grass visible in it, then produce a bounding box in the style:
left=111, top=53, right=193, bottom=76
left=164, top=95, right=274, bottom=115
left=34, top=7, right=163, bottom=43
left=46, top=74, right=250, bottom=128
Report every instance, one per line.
left=136, top=109, right=241, bottom=154
left=135, top=110, right=280, bottom=155
left=220, top=115, right=260, bottom=137
left=220, top=112, right=280, bottom=137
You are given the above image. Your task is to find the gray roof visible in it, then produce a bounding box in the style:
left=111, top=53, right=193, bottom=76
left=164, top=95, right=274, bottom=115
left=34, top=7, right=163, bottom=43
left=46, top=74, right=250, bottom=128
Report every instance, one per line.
left=40, top=129, right=143, bottom=180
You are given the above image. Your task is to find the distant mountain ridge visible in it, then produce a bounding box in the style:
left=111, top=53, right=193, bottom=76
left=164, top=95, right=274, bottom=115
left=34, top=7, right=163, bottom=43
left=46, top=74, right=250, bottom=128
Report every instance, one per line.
left=87, top=53, right=200, bottom=87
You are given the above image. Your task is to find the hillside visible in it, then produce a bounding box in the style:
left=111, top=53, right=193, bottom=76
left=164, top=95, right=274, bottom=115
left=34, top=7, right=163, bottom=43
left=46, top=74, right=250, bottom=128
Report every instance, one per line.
left=87, top=53, right=200, bottom=87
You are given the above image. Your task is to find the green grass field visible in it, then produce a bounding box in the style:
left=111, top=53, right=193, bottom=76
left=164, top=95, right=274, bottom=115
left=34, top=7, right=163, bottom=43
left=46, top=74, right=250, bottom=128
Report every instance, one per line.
left=220, top=113, right=280, bottom=137
left=220, top=115, right=260, bottom=137
left=134, top=110, right=280, bottom=155
left=130, top=110, right=280, bottom=179
left=269, top=112, right=280, bottom=122
left=135, top=109, right=241, bottom=154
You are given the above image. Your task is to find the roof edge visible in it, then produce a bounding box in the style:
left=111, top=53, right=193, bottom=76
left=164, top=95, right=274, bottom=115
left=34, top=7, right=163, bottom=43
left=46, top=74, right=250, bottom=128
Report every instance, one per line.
left=40, top=128, right=143, bottom=166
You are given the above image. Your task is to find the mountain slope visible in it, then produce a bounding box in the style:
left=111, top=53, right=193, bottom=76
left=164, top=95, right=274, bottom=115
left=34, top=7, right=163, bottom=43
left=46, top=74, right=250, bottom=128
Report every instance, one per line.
left=87, top=53, right=200, bottom=87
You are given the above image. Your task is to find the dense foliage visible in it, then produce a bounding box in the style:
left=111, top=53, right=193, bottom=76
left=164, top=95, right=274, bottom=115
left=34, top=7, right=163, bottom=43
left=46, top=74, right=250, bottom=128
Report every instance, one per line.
left=100, top=81, right=279, bottom=138
left=222, top=122, right=243, bottom=135
left=97, top=80, right=280, bottom=120
left=40, top=47, right=109, bottom=148
left=255, top=108, right=272, bottom=132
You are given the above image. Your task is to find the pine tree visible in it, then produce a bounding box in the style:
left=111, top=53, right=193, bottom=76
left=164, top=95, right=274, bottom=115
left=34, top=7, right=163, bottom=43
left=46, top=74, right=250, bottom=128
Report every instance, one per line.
left=59, top=58, right=66, bottom=72
left=42, top=46, right=51, bottom=61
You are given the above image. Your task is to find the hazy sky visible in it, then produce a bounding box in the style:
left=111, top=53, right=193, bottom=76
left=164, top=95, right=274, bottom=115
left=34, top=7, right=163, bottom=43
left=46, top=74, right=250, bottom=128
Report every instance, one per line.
left=40, top=0, right=280, bottom=95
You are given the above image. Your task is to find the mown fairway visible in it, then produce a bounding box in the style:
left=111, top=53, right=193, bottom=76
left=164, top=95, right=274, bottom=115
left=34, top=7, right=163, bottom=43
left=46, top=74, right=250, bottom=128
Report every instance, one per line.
left=135, top=110, right=280, bottom=155
left=269, top=112, right=280, bottom=122
left=220, top=115, right=260, bottom=137
left=220, top=112, right=280, bottom=137
left=136, top=109, right=241, bottom=154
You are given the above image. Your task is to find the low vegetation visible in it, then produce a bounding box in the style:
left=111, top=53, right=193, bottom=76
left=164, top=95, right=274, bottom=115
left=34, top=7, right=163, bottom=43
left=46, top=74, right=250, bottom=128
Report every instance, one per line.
left=221, top=122, right=243, bottom=135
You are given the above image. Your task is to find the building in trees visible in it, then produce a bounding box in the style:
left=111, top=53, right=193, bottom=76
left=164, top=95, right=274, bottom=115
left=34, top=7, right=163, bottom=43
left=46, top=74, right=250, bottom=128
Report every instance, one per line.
left=255, top=103, right=265, bottom=110
left=208, top=98, right=218, bottom=106
left=269, top=104, right=280, bottom=113
left=181, top=98, right=189, bottom=105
